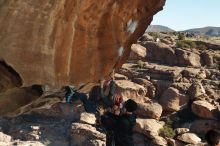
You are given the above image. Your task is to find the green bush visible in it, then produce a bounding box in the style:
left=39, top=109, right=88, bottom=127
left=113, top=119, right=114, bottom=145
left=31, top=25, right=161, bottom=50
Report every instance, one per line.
left=159, top=118, right=175, bottom=138
left=197, top=44, right=207, bottom=50
left=176, top=40, right=197, bottom=49
left=178, top=33, right=185, bottom=40
left=176, top=41, right=189, bottom=48
left=137, top=60, right=145, bottom=68
left=148, top=32, right=160, bottom=41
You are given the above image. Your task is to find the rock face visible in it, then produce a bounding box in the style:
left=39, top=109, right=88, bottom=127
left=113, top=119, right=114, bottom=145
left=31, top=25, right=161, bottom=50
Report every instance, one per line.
left=134, top=118, right=164, bottom=138
left=143, top=42, right=177, bottom=65
left=71, top=123, right=106, bottom=146
left=115, top=80, right=148, bottom=102
left=159, top=87, right=189, bottom=112
left=177, top=133, right=201, bottom=145
left=191, top=100, right=216, bottom=119
left=136, top=101, right=162, bottom=119
left=0, top=0, right=165, bottom=88
left=129, top=44, right=147, bottom=60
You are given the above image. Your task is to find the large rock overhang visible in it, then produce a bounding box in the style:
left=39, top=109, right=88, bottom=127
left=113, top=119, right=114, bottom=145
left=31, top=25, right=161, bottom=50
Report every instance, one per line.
left=0, top=0, right=166, bottom=88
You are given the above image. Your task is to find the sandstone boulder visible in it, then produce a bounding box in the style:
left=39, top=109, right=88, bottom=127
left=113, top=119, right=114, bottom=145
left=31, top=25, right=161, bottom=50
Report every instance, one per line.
left=144, top=63, right=183, bottom=82
left=177, top=133, right=201, bottom=145
left=134, top=118, right=164, bottom=138
left=187, top=82, right=206, bottom=99
left=182, top=68, right=206, bottom=80
left=114, top=73, right=128, bottom=80
left=152, top=135, right=168, bottom=146
left=175, top=128, right=190, bottom=135
left=115, top=80, right=148, bottom=102
left=142, top=42, right=178, bottom=65
left=80, top=112, right=96, bottom=125
left=135, top=101, right=162, bottom=119
left=82, top=139, right=105, bottom=146
left=129, top=44, right=147, bottom=60
left=191, top=100, right=216, bottom=119
left=175, top=49, right=201, bottom=67
left=0, top=131, right=45, bottom=146
left=132, top=78, right=156, bottom=98
left=138, top=33, right=154, bottom=42
left=167, top=138, right=186, bottom=146
left=7, top=141, right=45, bottom=146
left=152, top=80, right=172, bottom=98
left=71, top=123, right=105, bottom=146
left=201, top=52, right=214, bottom=66
left=159, top=87, right=189, bottom=112
left=190, top=120, right=220, bottom=137
left=0, top=132, right=12, bottom=143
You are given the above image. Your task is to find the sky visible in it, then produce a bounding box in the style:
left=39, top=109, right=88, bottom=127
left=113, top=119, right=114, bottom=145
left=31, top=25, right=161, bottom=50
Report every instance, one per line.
left=151, top=0, right=220, bottom=31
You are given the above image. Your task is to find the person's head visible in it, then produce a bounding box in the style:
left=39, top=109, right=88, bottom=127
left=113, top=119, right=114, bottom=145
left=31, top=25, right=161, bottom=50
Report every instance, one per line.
left=124, top=99, right=137, bottom=113
left=205, top=130, right=220, bottom=146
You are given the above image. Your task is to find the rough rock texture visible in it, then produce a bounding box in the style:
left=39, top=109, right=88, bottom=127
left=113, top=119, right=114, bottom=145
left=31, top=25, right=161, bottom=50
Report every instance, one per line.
left=0, top=132, right=12, bottom=143
left=159, top=87, right=189, bottom=112
left=142, top=42, right=177, bottom=65
left=133, top=118, right=166, bottom=146
left=115, top=80, right=148, bottom=102
left=0, top=87, right=42, bottom=115
left=80, top=112, right=96, bottom=125
left=132, top=78, right=156, bottom=98
left=129, top=44, right=147, bottom=60
left=0, top=0, right=165, bottom=88
left=187, top=82, right=206, bottom=99
left=175, top=128, right=190, bottom=135
left=136, top=101, right=162, bottom=119
left=177, top=133, right=201, bottom=145
left=133, top=118, right=164, bottom=138
left=190, top=120, right=220, bottom=137
left=175, top=49, right=201, bottom=67
left=191, top=100, right=216, bottom=119
left=71, top=123, right=106, bottom=146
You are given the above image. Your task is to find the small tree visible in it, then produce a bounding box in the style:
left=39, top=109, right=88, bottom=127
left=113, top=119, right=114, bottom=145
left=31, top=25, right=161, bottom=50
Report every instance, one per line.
left=178, top=33, right=185, bottom=40
left=159, top=118, right=175, bottom=138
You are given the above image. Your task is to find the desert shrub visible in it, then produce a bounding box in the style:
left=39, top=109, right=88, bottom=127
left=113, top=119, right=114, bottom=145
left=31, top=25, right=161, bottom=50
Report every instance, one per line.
left=176, top=41, right=190, bottom=48
left=178, top=33, right=185, bottom=40
left=176, top=40, right=197, bottom=49
left=159, top=118, right=175, bottom=138
left=187, top=40, right=197, bottom=48
left=197, top=44, right=207, bottom=50
left=137, top=60, right=145, bottom=68
left=148, top=32, right=160, bottom=41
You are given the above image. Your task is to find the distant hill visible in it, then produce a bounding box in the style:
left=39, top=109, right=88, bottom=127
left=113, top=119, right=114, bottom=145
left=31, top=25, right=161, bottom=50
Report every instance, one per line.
left=184, top=26, right=220, bottom=36
left=146, top=25, right=175, bottom=32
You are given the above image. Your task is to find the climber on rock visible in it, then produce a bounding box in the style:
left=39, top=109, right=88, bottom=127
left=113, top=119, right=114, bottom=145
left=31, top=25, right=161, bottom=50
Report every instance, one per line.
left=100, top=69, right=123, bottom=115
left=101, top=99, right=137, bottom=146
left=64, top=72, right=123, bottom=116
left=64, top=85, right=97, bottom=113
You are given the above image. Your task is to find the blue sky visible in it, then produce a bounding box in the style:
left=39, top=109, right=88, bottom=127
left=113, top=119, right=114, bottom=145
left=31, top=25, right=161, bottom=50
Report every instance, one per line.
left=151, top=0, right=220, bottom=31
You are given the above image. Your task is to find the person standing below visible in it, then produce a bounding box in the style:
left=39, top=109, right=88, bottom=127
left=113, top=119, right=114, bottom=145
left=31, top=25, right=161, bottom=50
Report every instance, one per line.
left=101, top=99, right=137, bottom=146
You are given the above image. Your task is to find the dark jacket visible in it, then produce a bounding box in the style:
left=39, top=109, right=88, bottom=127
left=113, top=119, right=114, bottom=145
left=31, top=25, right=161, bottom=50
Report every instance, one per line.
left=101, top=112, right=136, bottom=146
